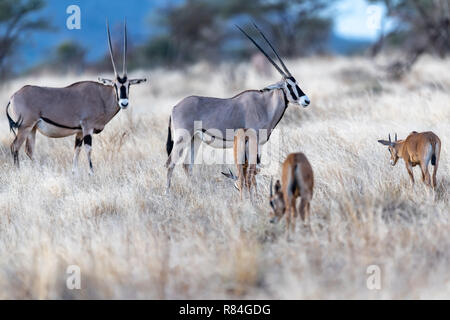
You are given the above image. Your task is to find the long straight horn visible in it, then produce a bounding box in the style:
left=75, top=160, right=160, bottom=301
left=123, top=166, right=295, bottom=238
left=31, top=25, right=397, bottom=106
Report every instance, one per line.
left=389, top=134, right=391, bottom=143
left=236, top=25, right=286, bottom=77
left=123, top=19, right=127, bottom=76
left=252, top=23, right=292, bottom=77
left=106, top=20, right=118, bottom=76
left=270, top=176, right=273, bottom=197
left=395, top=133, right=397, bottom=142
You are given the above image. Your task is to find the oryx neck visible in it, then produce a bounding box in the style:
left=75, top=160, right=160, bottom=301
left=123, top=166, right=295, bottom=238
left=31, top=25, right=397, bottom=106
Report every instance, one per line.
left=263, top=80, right=284, bottom=91
left=267, top=88, right=289, bottom=131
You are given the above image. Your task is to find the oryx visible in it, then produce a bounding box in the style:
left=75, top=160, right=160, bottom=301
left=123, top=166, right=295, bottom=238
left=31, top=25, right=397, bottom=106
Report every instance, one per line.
left=165, top=24, right=311, bottom=192
left=5, top=21, right=146, bottom=173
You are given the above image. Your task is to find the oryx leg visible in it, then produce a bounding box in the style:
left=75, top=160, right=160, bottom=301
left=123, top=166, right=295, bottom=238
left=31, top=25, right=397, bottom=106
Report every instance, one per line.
left=72, top=132, right=83, bottom=174
left=25, top=126, right=37, bottom=160
left=166, top=135, right=192, bottom=193
left=183, top=136, right=201, bottom=176
left=10, top=126, right=33, bottom=167
left=82, top=129, right=94, bottom=175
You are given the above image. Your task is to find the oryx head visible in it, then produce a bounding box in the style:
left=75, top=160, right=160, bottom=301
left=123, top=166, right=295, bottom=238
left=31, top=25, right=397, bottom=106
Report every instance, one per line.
left=99, top=20, right=147, bottom=109
left=237, top=23, right=310, bottom=108
left=378, top=133, right=400, bottom=166
left=269, top=177, right=286, bottom=223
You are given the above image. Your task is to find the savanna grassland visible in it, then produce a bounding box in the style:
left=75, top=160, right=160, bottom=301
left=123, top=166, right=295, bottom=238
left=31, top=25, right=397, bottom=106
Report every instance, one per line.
left=0, top=56, right=449, bottom=299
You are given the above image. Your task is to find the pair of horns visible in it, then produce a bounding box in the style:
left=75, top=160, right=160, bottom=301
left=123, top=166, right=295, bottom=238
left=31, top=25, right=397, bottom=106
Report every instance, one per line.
left=107, top=19, right=127, bottom=76
left=388, top=133, right=398, bottom=143
left=237, top=23, right=292, bottom=78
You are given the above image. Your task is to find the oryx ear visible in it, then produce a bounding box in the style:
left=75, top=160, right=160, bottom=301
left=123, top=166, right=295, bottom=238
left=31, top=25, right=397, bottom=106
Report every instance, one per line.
left=98, top=77, right=114, bottom=86
left=378, top=140, right=391, bottom=146
left=129, top=78, right=147, bottom=85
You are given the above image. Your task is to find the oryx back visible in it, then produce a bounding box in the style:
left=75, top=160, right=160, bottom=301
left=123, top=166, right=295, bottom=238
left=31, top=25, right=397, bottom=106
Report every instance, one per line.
left=10, top=82, right=117, bottom=138
left=171, top=89, right=287, bottom=149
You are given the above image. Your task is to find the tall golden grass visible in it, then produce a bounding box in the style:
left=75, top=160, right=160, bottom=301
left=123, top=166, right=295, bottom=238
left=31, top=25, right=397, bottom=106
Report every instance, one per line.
left=0, top=56, right=448, bottom=299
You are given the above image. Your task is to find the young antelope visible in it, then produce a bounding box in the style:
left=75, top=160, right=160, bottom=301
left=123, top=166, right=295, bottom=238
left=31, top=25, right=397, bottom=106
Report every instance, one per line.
left=269, top=152, right=314, bottom=233
left=378, top=131, right=441, bottom=188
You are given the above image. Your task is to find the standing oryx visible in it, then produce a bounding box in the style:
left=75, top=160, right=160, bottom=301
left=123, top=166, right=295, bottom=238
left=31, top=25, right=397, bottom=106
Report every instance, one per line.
left=6, top=21, right=146, bottom=173
left=165, top=24, right=311, bottom=193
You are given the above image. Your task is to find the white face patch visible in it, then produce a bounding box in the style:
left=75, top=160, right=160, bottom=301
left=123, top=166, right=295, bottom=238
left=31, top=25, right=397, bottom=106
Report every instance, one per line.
left=285, top=78, right=310, bottom=107
left=119, top=98, right=129, bottom=109
left=300, top=95, right=310, bottom=107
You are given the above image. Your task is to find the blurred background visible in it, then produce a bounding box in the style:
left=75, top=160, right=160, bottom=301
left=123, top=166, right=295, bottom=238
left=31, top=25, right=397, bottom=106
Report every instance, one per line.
left=0, top=0, right=448, bottom=80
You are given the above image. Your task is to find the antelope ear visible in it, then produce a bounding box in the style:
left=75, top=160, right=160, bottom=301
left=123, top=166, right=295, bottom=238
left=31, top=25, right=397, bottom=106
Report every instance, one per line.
left=274, top=180, right=281, bottom=193
left=378, top=140, right=391, bottom=146
left=98, top=77, right=114, bottom=86
left=129, top=78, right=147, bottom=85
left=221, top=169, right=237, bottom=181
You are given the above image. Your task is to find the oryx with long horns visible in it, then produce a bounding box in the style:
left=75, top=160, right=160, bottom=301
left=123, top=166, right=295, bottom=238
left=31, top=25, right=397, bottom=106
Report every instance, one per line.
left=165, top=24, right=311, bottom=193
left=5, top=20, right=146, bottom=173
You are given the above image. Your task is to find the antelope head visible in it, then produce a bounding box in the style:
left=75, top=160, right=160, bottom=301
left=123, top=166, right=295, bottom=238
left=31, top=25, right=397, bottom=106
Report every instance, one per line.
left=98, top=20, right=147, bottom=109
left=378, top=133, right=400, bottom=166
left=237, top=23, right=310, bottom=107
left=269, top=177, right=286, bottom=223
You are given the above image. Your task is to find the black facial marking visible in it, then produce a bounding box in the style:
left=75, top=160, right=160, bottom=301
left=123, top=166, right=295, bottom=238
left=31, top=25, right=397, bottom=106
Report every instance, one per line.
left=75, top=138, right=83, bottom=148
left=117, top=76, right=128, bottom=84
left=113, top=84, right=119, bottom=101
left=119, top=85, right=127, bottom=99
left=83, top=135, right=92, bottom=146
left=89, top=161, right=93, bottom=170
left=94, top=129, right=103, bottom=134
left=295, top=85, right=305, bottom=97
left=286, top=84, right=298, bottom=101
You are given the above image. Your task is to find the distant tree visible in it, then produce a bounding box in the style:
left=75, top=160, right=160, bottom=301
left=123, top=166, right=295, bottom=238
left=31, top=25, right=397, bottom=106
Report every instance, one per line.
left=140, top=0, right=335, bottom=67
left=51, top=41, right=86, bottom=73
left=0, top=0, right=50, bottom=79
left=219, top=0, right=335, bottom=57
left=369, top=0, right=450, bottom=78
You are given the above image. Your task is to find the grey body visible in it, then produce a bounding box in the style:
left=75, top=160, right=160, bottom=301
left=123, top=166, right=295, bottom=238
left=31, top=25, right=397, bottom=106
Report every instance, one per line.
left=171, top=88, right=287, bottom=147
left=165, top=24, right=311, bottom=193
left=7, top=81, right=119, bottom=173
left=11, top=82, right=118, bottom=137
left=6, top=21, right=146, bottom=173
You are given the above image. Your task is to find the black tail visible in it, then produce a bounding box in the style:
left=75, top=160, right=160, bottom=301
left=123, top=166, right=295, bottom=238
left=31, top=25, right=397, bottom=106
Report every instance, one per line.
left=431, top=154, right=436, bottom=166
left=166, top=116, right=174, bottom=156
left=6, top=102, right=22, bottom=136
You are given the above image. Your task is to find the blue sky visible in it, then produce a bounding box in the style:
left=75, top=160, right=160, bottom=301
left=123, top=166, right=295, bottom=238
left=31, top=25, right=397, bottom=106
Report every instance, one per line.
left=334, top=0, right=389, bottom=40
left=18, top=0, right=390, bottom=71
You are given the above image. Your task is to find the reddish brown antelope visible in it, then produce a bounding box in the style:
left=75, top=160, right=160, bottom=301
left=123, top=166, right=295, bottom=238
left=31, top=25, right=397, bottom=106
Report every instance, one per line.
left=269, top=153, right=314, bottom=233
left=222, top=129, right=259, bottom=200
left=378, top=131, right=441, bottom=188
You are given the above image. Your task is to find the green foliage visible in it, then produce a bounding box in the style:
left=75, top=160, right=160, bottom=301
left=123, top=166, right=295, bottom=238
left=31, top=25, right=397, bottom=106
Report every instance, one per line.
left=52, top=41, right=86, bottom=72
left=0, top=0, right=50, bottom=78
left=138, top=0, right=336, bottom=67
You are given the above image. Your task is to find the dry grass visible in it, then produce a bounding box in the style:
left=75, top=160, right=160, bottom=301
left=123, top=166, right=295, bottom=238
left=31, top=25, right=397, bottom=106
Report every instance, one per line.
left=0, top=55, right=449, bottom=299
